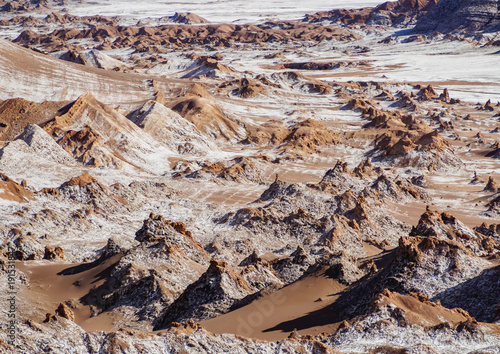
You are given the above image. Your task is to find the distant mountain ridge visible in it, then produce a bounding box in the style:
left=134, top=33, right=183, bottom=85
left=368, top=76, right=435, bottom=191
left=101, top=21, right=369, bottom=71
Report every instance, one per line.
left=304, top=0, right=439, bottom=27
left=414, top=0, right=500, bottom=33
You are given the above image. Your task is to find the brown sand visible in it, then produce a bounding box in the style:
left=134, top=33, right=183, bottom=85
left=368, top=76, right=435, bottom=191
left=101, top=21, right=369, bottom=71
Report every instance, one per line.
left=201, top=268, right=346, bottom=340
left=377, top=291, right=470, bottom=327
left=0, top=177, right=34, bottom=203
left=17, top=254, right=122, bottom=332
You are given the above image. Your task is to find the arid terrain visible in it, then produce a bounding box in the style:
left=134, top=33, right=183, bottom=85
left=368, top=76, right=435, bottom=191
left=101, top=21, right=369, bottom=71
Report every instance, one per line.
left=0, top=0, right=500, bottom=353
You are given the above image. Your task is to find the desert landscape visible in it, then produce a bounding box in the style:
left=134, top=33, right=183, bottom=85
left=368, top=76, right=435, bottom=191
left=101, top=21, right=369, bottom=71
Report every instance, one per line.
left=0, top=0, right=499, bottom=352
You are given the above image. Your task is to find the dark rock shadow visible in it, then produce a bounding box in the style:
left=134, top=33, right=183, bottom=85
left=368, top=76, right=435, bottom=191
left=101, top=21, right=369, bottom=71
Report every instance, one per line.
left=393, top=28, right=414, bottom=37
left=57, top=256, right=107, bottom=276
left=432, top=264, right=500, bottom=322
left=263, top=249, right=399, bottom=333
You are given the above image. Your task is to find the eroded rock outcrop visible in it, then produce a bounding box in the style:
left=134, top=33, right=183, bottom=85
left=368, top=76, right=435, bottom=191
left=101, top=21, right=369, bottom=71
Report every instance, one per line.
left=244, top=118, right=338, bottom=155
left=176, top=156, right=269, bottom=183
left=0, top=98, right=67, bottom=141
left=410, top=208, right=498, bottom=256
left=43, top=94, right=172, bottom=173
left=171, top=97, right=244, bottom=142
left=153, top=259, right=255, bottom=328
left=0, top=173, right=34, bottom=203
left=82, top=215, right=211, bottom=329
left=0, top=123, right=75, bottom=167
left=127, top=100, right=218, bottom=155
left=169, top=12, right=210, bottom=25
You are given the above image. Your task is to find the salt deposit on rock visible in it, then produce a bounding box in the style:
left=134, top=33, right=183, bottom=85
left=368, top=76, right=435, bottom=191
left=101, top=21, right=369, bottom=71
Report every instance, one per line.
left=44, top=93, right=174, bottom=173
left=171, top=97, right=244, bottom=142
left=78, top=49, right=131, bottom=71
left=128, top=100, right=219, bottom=156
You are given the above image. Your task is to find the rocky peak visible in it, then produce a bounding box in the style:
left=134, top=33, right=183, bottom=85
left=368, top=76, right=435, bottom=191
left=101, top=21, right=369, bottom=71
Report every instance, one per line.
left=55, top=303, right=75, bottom=322
left=60, top=172, right=98, bottom=188
left=321, top=160, right=366, bottom=193
left=270, top=246, right=315, bottom=283
left=135, top=213, right=208, bottom=265
left=353, top=158, right=375, bottom=178
left=417, top=84, right=437, bottom=101
left=397, top=235, right=466, bottom=264
left=258, top=178, right=300, bottom=202
left=410, top=209, right=496, bottom=256
left=484, top=176, right=498, bottom=192
left=136, top=213, right=193, bottom=242
left=43, top=245, right=64, bottom=260
left=170, top=12, right=210, bottom=25
left=153, top=259, right=253, bottom=329
left=206, top=259, right=229, bottom=276
left=0, top=172, right=34, bottom=203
